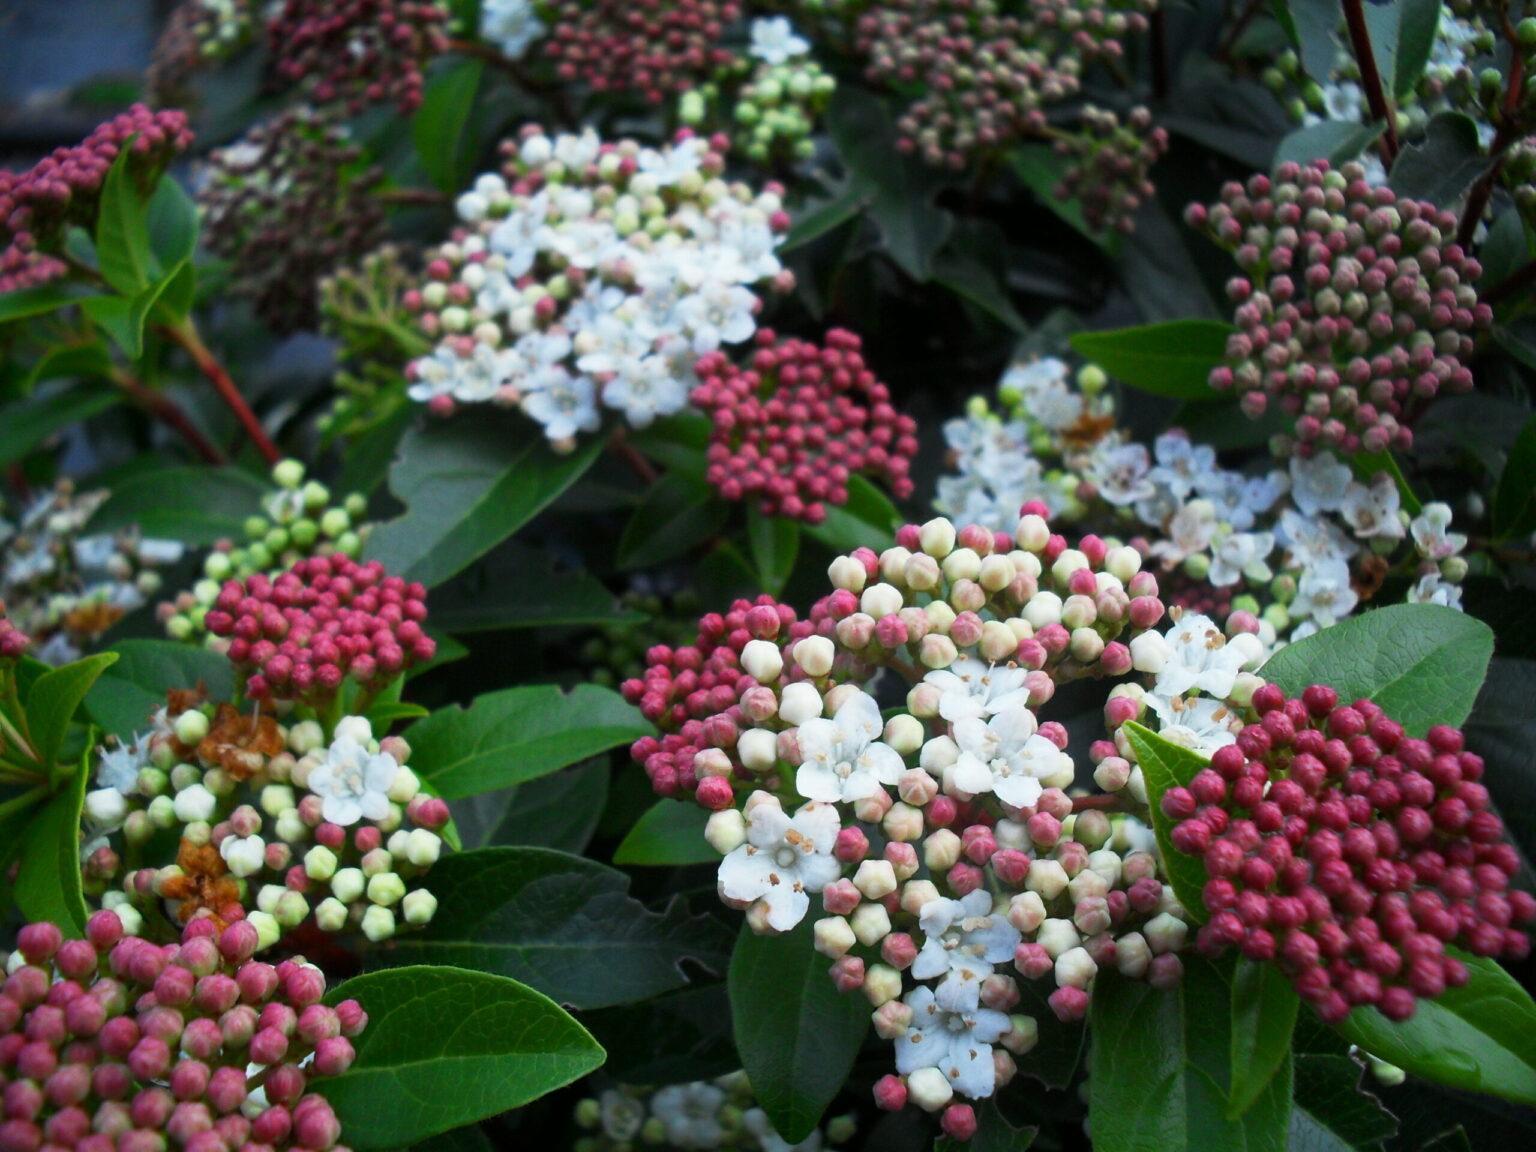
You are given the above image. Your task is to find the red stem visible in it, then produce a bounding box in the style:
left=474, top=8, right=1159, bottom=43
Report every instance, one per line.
left=159, top=321, right=280, bottom=465
left=1071, top=794, right=1127, bottom=813
left=115, top=373, right=227, bottom=464
left=1458, top=11, right=1527, bottom=246
left=1342, top=0, right=1399, bottom=164
left=608, top=429, right=659, bottom=485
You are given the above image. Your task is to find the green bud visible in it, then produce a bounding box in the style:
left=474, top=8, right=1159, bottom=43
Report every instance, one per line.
left=290, top=519, right=319, bottom=548
left=243, top=516, right=269, bottom=540
left=314, top=896, right=349, bottom=933
left=264, top=528, right=290, bottom=554
left=319, top=508, right=351, bottom=538
left=272, top=459, right=305, bottom=489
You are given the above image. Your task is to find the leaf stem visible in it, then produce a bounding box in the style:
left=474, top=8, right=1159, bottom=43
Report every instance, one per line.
left=607, top=428, right=659, bottom=485
left=1342, top=0, right=1399, bottom=164
left=0, top=783, right=47, bottom=820
left=1215, top=0, right=1265, bottom=62
left=112, top=371, right=227, bottom=464
left=158, top=319, right=281, bottom=465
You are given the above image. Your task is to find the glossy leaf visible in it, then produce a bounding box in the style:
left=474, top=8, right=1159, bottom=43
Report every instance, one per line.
left=1393, top=0, right=1444, bottom=98
left=1258, top=604, right=1494, bottom=735
left=87, top=466, right=267, bottom=545
left=1122, top=721, right=1212, bottom=922
left=1068, top=321, right=1235, bottom=400
left=616, top=472, right=727, bottom=571
left=613, top=800, right=718, bottom=867
left=1273, top=121, right=1386, bottom=171
left=1389, top=112, right=1488, bottom=208
left=377, top=847, right=732, bottom=1008
left=320, top=966, right=604, bottom=1149
left=584, top=984, right=739, bottom=1086
left=24, top=653, right=119, bottom=772
left=804, top=474, right=902, bottom=553
left=1494, top=415, right=1536, bottom=541
left=453, top=759, right=610, bottom=854
left=413, top=58, right=484, bottom=193
left=0, top=284, right=86, bottom=325
left=429, top=543, right=636, bottom=632
left=779, top=181, right=872, bottom=252
left=747, top=506, right=800, bottom=596
left=406, top=683, right=649, bottom=800
left=1292, top=1015, right=1396, bottom=1151
left=729, top=920, right=869, bottom=1143
left=1229, top=960, right=1300, bottom=1118
left=23, top=342, right=115, bottom=393
left=1333, top=951, right=1536, bottom=1105
left=1088, top=958, right=1292, bottom=1152
left=366, top=413, right=604, bottom=588
left=95, top=147, right=153, bottom=295
left=13, top=747, right=92, bottom=936
left=935, top=1098, right=1037, bottom=1152
left=1349, top=448, right=1421, bottom=515
left=146, top=175, right=199, bottom=268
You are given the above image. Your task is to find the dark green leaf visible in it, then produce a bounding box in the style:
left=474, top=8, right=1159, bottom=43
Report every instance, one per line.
left=13, top=746, right=92, bottom=935
left=1394, top=0, right=1444, bottom=99
left=146, top=176, right=199, bottom=268
left=22, top=342, right=115, bottom=393
left=1122, top=721, right=1213, bottom=922
left=616, top=472, right=727, bottom=571
left=1293, top=1015, right=1396, bottom=1151
left=1273, top=121, right=1386, bottom=171
left=780, top=182, right=873, bottom=253
left=747, top=507, right=800, bottom=595
left=87, top=466, right=267, bottom=545
left=1258, top=604, right=1494, bottom=735
left=1478, top=210, right=1532, bottom=298
left=1229, top=960, right=1300, bottom=1118
left=1069, top=321, right=1235, bottom=399
left=612, top=800, right=718, bottom=867
left=1333, top=951, right=1536, bottom=1105
left=1493, top=316, right=1536, bottom=372
left=729, top=920, right=869, bottom=1143
left=453, top=759, right=609, bottom=854
left=1088, top=957, right=1292, bottom=1152
left=95, top=148, right=154, bottom=295
left=933, top=219, right=1030, bottom=332
left=1389, top=112, right=1489, bottom=208
left=430, top=543, right=634, bottom=632
left=0, top=383, right=119, bottom=467
left=80, top=294, right=143, bottom=359
left=1494, top=415, right=1536, bottom=540
left=365, top=413, right=604, bottom=588
left=0, top=284, right=88, bottom=325
left=584, top=984, right=739, bottom=1086
left=413, top=59, right=485, bottom=193
left=25, top=653, right=119, bottom=771
left=406, top=683, right=650, bottom=800
left=935, top=1098, right=1037, bottom=1152
left=804, top=474, right=902, bottom=553
left=320, top=965, right=604, bottom=1149
left=1010, top=976, right=1086, bottom=1090
left=1282, top=0, right=1343, bottom=80
left=1011, top=145, right=1112, bottom=251
left=376, top=847, right=732, bottom=1008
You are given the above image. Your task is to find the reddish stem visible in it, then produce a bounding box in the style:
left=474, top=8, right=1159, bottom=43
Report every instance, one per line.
left=1071, top=794, right=1126, bottom=813
left=1342, top=0, right=1399, bottom=164
left=115, top=373, right=226, bottom=464
left=608, top=429, right=659, bottom=485
left=159, top=321, right=280, bottom=465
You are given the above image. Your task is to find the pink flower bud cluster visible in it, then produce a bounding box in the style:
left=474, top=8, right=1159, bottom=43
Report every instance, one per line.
left=266, top=0, right=448, bottom=114
left=1052, top=105, right=1167, bottom=235
left=0, top=106, right=193, bottom=293
left=855, top=0, right=1155, bottom=169
left=690, top=328, right=919, bottom=524
left=1161, top=683, right=1533, bottom=1024
left=205, top=556, right=434, bottom=704
left=1, top=615, right=29, bottom=662
left=0, top=913, right=364, bottom=1152
left=1186, top=160, right=1490, bottom=456
left=535, top=0, right=742, bottom=103
left=199, top=108, right=385, bottom=335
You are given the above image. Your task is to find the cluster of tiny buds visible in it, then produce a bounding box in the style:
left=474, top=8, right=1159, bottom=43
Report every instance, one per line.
left=536, top=0, right=742, bottom=103
left=690, top=328, right=919, bottom=523
left=0, top=615, right=28, bottom=662
left=1052, top=105, right=1167, bottom=235
left=205, top=556, right=433, bottom=704
left=0, top=105, right=193, bottom=292
left=266, top=0, right=448, bottom=114
left=0, top=912, right=364, bottom=1152
left=1186, top=160, right=1489, bottom=456
left=1161, top=684, right=1533, bottom=1023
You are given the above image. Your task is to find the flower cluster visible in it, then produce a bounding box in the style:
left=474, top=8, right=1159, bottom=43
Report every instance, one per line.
left=696, top=21, right=835, bottom=167
left=1052, top=105, right=1167, bottom=235
left=266, top=0, right=448, bottom=114
left=480, top=0, right=545, bottom=58
left=205, top=555, right=434, bottom=705
left=691, top=328, right=919, bottom=523
left=198, top=108, right=386, bottom=334
left=1187, top=160, right=1490, bottom=456
left=403, top=128, right=790, bottom=446
left=935, top=354, right=1469, bottom=644
left=535, top=0, right=742, bottom=103
left=1160, top=684, right=1534, bottom=1023
left=0, top=913, right=362, bottom=1152
left=2, top=484, right=185, bottom=666
left=0, top=105, right=193, bottom=292
left=855, top=0, right=1157, bottom=169
left=0, top=613, right=28, bottom=662
left=147, top=0, right=260, bottom=106
left=160, top=462, right=371, bottom=647
left=572, top=1071, right=854, bottom=1151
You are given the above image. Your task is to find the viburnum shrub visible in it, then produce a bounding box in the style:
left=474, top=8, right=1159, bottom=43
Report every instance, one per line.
left=8, top=1, right=1536, bottom=1149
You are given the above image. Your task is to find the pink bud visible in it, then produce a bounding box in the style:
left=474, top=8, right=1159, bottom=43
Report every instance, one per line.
left=872, top=1074, right=907, bottom=1111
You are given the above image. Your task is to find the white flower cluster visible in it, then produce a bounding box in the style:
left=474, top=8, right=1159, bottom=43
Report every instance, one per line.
left=406, top=130, right=788, bottom=446
left=480, top=0, right=544, bottom=58
left=1125, top=611, right=1264, bottom=756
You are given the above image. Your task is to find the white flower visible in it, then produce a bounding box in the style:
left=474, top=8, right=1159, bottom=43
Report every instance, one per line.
left=895, top=985, right=1012, bottom=1099
left=220, top=834, right=266, bottom=878
left=601, top=354, right=690, bottom=427
left=675, top=281, right=758, bottom=353
left=522, top=369, right=600, bottom=441
left=1023, top=378, right=1082, bottom=431
left=1290, top=557, right=1359, bottom=629
left=1154, top=614, right=1258, bottom=699
left=1340, top=475, right=1404, bottom=539
left=1277, top=508, right=1357, bottom=568
left=1208, top=531, right=1274, bottom=587
left=1148, top=433, right=1219, bottom=501
left=795, top=689, right=905, bottom=802
left=638, top=137, right=708, bottom=186
left=1146, top=694, right=1245, bottom=754
left=1410, top=502, right=1467, bottom=560
left=718, top=796, right=841, bottom=930
left=651, top=1082, right=726, bottom=1150
left=1407, top=573, right=1464, bottom=609
left=950, top=707, right=1062, bottom=808
left=553, top=129, right=602, bottom=171
left=1149, top=499, right=1219, bottom=566
left=1289, top=452, right=1353, bottom=516
left=480, top=0, right=544, bottom=58
left=307, top=736, right=399, bottom=826
left=911, top=890, right=1021, bottom=1011
left=96, top=736, right=149, bottom=793
left=748, top=16, right=810, bottom=65
left=1088, top=437, right=1155, bottom=506
left=742, top=1107, right=822, bottom=1152
left=487, top=193, right=547, bottom=277
left=923, top=657, right=1030, bottom=723
left=597, top=1090, right=645, bottom=1142
left=173, top=784, right=217, bottom=824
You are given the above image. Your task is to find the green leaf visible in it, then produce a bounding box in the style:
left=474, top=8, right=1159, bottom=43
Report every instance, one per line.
left=779, top=182, right=873, bottom=252
left=319, top=966, right=604, bottom=1150
left=935, top=1098, right=1037, bottom=1152
left=454, top=759, right=610, bottom=854
left=616, top=472, right=727, bottom=571
left=1229, top=960, right=1300, bottom=1118
left=1258, top=604, right=1494, bottom=735
left=804, top=474, right=902, bottom=553
left=584, top=984, right=739, bottom=1086
left=1122, top=721, right=1213, bottom=922
left=24, top=653, right=119, bottom=771
left=413, top=59, right=485, bottom=194
left=1292, top=1015, right=1396, bottom=1151
left=1389, top=112, right=1489, bottom=208
left=1273, top=121, right=1386, bottom=172
left=22, top=341, right=115, bottom=393
left=1088, top=957, right=1292, bottom=1152
left=1477, top=209, right=1532, bottom=297
left=932, top=219, right=1030, bottom=333
left=1068, top=320, right=1236, bottom=400
left=95, top=147, right=154, bottom=295
left=80, top=294, right=144, bottom=359
left=1494, top=316, right=1536, bottom=372
left=1494, top=415, right=1536, bottom=540
left=1333, top=951, right=1536, bottom=1105
left=146, top=175, right=199, bottom=268
left=1011, top=144, right=1114, bottom=251
left=0, top=284, right=88, bottom=325
left=365, top=413, right=604, bottom=588
left=612, top=800, right=718, bottom=866
left=1280, top=0, right=1343, bottom=81
left=747, top=507, right=800, bottom=596
left=406, top=684, right=650, bottom=800
left=729, top=920, right=869, bottom=1143
left=376, top=847, right=732, bottom=1008
left=87, top=465, right=267, bottom=545
left=1394, top=0, right=1443, bottom=99
left=429, top=543, right=636, bottom=632
left=0, top=383, right=120, bottom=467
left=13, top=745, right=92, bottom=935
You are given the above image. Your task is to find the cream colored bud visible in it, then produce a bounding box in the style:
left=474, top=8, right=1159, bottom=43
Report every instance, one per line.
left=705, top=809, right=747, bottom=854
left=919, top=735, right=959, bottom=771
left=923, top=829, right=962, bottom=872
left=1129, top=632, right=1167, bottom=674
left=1015, top=514, right=1051, bottom=551
left=854, top=859, right=898, bottom=900
left=795, top=635, right=836, bottom=677
left=862, top=963, right=903, bottom=1007
left=883, top=802, right=924, bottom=842
left=878, top=546, right=914, bottom=585
left=978, top=553, right=1015, bottom=592
left=919, top=517, right=957, bottom=558
left=1023, top=591, right=1063, bottom=629
left=941, top=548, right=981, bottom=584
left=924, top=601, right=956, bottom=633
left=1036, top=918, right=1081, bottom=958
left=907, top=682, right=942, bottom=719
left=813, top=916, right=856, bottom=958
left=851, top=901, right=892, bottom=946
left=903, top=553, right=941, bottom=591
left=1007, top=890, right=1047, bottom=934
left=907, top=1067, right=954, bottom=1112
left=779, top=681, right=824, bottom=725
left=828, top=555, right=867, bottom=593
left=900, top=879, right=941, bottom=916
left=918, top=634, right=958, bottom=669
left=741, top=639, right=784, bottom=684
left=860, top=583, right=904, bottom=619
left=737, top=728, right=779, bottom=774
left=1026, top=859, right=1070, bottom=900
left=883, top=713, right=924, bottom=756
